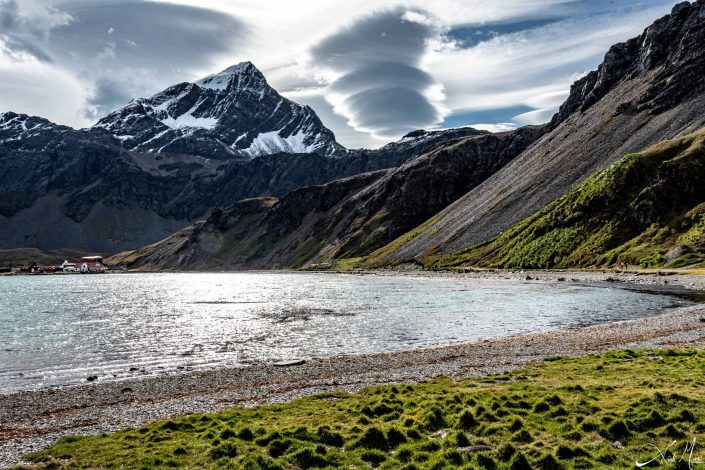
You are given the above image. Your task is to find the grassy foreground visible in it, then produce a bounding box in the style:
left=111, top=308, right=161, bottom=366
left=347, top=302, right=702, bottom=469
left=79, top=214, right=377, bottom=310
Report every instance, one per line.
left=23, top=349, right=705, bottom=469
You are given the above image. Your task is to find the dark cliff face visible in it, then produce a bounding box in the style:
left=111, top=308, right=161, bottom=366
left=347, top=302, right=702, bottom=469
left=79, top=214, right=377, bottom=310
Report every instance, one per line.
left=0, top=113, right=123, bottom=218
left=375, top=1, right=705, bottom=265
left=110, top=126, right=543, bottom=270
left=208, top=127, right=489, bottom=207
left=94, top=62, right=343, bottom=160
left=551, top=1, right=705, bottom=127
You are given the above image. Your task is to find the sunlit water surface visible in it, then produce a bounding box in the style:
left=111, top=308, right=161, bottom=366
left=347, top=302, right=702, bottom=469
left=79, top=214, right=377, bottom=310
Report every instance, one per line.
left=0, top=272, right=698, bottom=393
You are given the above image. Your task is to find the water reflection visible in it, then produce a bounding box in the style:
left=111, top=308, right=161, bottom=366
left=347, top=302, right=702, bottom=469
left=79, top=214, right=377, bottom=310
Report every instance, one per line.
left=0, top=272, right=697, bottom=393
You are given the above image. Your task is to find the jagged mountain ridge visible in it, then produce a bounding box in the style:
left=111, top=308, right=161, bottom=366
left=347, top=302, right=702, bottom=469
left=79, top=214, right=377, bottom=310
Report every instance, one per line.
left=108, top=126, right=543, bottom=270
left=369, top=0, right=705, bottom=266
left=93, top=62, right=342, bottom=159
left=0, top=104, right=487, bottom=252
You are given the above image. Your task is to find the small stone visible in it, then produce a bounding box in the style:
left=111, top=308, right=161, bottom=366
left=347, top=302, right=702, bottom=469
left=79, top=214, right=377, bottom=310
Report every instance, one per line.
left=87, top=375, right=98, bottom=382
left=430, top=429, right=448, bottom=439
left=458, top=445, right=494, bottom=453
left=273, top=359, right=306, bottom=367
left=121, top=387, right=133, bottom=393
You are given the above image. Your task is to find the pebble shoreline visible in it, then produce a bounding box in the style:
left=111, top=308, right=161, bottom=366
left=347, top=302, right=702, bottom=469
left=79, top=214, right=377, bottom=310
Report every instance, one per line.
left=2, top=270, right=705, bottom=468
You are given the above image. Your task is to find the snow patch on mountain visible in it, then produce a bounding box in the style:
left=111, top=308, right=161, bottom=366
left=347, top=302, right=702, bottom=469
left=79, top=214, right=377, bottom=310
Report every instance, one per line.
left=195, top=62, right=251, bottom=91
left=242, top=130, right=316, bottom=157
left=0, top=113, right=63, bottom=143
left=160, top=114, right=218, bottom=130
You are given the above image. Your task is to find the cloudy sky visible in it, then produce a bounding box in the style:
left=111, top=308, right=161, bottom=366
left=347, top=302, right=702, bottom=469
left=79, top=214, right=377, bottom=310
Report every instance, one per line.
left=0, top=0, right=678, bottom=148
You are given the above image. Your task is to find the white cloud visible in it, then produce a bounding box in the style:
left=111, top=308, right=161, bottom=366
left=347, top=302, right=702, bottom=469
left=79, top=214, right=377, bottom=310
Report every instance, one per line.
left=286, top=90, right=389, bottom=149
left=512, top=109, right=555, bottom=126
left=0, top=59, right=87, bottom=127
left=0, top=0, right=679, bottom=147
left=426, top=3, right=675, bottom=128
left=465, top=123, right=518, bottom=133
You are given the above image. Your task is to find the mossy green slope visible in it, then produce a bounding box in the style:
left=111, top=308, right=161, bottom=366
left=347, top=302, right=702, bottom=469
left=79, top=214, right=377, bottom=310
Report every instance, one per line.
left=22, top=349, right=705, bottom=469
left=431, top=128, right=705, bottom=270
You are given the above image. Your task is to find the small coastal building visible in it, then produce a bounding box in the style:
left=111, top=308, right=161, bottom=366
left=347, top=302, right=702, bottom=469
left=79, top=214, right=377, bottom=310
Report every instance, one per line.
left=79, top=256, right=106, bottom=273
left=60, top=260, right=78, bottom=273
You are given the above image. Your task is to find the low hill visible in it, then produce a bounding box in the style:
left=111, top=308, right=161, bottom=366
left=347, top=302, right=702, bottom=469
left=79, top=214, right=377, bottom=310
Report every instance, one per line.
left=0, top=248, right=95, bottom=268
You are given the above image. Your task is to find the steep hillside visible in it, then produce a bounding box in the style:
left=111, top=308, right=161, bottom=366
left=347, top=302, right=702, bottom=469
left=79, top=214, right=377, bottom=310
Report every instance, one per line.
left=109, top=126, right=542, bottom=270
left=369, top=1, right=705, bottom=266
left=108, top=171, right=387, bottom=270
left=431, top=128, right=705, bottom=269
left=314, top=126, right=545, bottom=263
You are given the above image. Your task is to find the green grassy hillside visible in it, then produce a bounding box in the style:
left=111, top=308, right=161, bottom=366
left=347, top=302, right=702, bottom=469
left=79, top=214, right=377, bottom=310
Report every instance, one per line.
left=431, top=128, right=705, bottom=270
left=22, top=349, right=705, bottom=469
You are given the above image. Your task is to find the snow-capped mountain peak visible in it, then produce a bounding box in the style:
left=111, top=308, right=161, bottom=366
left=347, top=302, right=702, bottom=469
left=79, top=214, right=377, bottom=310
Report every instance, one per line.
left=195, top=61, right=262, bottom=91
left=93, top=62, right=342, bottom=159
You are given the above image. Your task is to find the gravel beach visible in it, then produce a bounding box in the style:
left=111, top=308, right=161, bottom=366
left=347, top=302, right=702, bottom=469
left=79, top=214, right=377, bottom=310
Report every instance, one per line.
left=2, top=270, right=705, bottom=468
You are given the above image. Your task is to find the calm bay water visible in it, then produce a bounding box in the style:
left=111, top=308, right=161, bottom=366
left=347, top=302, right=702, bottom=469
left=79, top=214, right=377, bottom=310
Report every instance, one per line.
left=0, top=272, right=697, bottom=393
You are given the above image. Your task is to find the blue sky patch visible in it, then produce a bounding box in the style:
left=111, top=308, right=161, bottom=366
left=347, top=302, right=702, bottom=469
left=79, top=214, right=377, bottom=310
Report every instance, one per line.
left=446, top=18, right=561, bottom=49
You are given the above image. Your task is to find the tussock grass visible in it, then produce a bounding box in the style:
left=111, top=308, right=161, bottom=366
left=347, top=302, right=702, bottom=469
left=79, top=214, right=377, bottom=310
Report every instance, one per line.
left=20, top=348, right=705, bottom=469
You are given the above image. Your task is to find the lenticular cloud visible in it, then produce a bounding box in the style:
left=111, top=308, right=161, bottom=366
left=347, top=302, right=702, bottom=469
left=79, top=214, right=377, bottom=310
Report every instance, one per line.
left=310, top=8, right=444, bottom=139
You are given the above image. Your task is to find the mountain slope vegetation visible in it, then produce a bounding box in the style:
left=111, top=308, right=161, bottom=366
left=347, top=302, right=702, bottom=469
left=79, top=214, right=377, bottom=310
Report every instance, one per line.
left=430, top=128, right=705, bottom=270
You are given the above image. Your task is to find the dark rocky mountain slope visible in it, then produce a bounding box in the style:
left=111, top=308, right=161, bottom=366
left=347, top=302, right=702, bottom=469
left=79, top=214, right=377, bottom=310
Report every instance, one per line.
left=368, top=1, right=705, bottom=266
left=109, top=126, right=543, bottom=270
left=431, top=128, right=705, bottom=270
left=0, top=105, right=485, bottom=252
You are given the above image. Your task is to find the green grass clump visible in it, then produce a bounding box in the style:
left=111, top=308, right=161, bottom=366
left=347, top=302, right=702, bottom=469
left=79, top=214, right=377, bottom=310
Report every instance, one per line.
left=22, top=349, right=705, bottom=469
